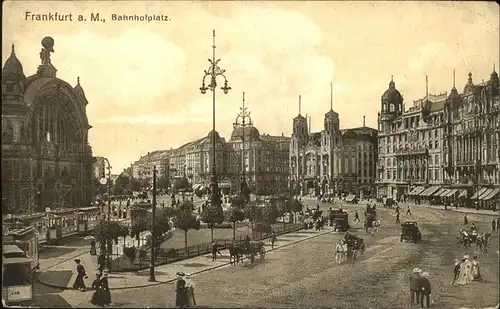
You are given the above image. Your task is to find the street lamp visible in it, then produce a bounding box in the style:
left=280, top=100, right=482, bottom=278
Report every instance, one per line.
left=199, top=29, right=231, bottom=211
left=99, top=157, right=112, bottom=271
left=233, top=92, right=253, bottom=199
left=149, top=166, right=157, bottom=282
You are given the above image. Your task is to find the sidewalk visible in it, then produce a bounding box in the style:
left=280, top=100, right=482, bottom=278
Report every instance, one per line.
left=36, top=226, right=336, bottom=291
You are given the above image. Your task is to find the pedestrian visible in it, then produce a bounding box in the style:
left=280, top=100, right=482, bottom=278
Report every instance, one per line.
left=354, top=210, right=360, bottom=222
left=184, top=274, right=196, bottom=306
left=72, top=259, right=87, bottom=291
left=406, top=206, right=412, bottom=216
left=90, top=272, right=103, bottom=306
left=451, top=259, right=460, bottom=285
left=471, top=256, right=481, bottom=281
left=463, top=215, right=468, bottom=225
left=270, top=233, right=277, bottom=249
left=396, top=212, right=400, bottom=224
left=90, top=239, right=97, bottom=256
left=409, top=267, right=421, bottom=304
left=419, top=271, right=432, bottom=308
left=492, top=219, right=496, bottom=231
left=175, top=272, right=188, bottom=308
left=97, top=253, right=106, bottom=272
left=211, top=241, right=218, bottom=261
left=100, top=269, right=111, bottom=306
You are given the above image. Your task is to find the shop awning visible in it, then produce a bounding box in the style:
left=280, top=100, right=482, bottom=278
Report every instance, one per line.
left=438, top=189, right=450, bottom=197
left=471, top=188, right=488, bottom=199
left=421, top=187, right=440, bottom=196
left=478, top=189, right=493, bottom=200
left=432, top=188, right=446, bottom=196
left=458, top=190, right=468, bottom=198
left=483, top=189, right=499, bottom=201
left=409, top=186, right=425, bottom=195
left=445, top=189, right=458, bottom=197
left=193, top=184, right=202, bottom=191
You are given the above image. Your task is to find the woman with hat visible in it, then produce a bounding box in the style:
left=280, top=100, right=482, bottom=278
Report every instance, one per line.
left=184, top=274, right=196, bottom=306
left=90, top=272, right=104, bottom=306
left=175, top=272, right=188, bottom=308
left=455, top=257, right=471, bottom=285
left=100, top=269, right=111, bottom=306
left=471, top=256, right=481, bottom=281
left=72, top=259, right=87, bottom=291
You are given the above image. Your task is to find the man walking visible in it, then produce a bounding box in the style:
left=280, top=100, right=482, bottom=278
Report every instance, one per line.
left=406, top=205, right=412, bottom=216
left=270, top=232, right=277, bottom=249
left=211, top=241, right=218, bottom=262
left=354, top=210, right=360, bottom=222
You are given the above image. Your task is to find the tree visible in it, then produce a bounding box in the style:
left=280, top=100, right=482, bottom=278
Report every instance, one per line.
left=113, top=174, right=131, bottom=195
left=157, top=175, right=170, bottom=192
left=129, top=178, right=141, bottom=193
left=173, top=200, right=200, bottom=250
left=93, top=220, right=128, bottom=254
left=200, top=201, right=224, bottom=244
left=244, top=199, right=263, bottom=238
left=173, top=177, right=190, bottom=192
left=229, top=197, right=246, bottom=240
left=148, top=207, right=173, bottom=255
left=130, top=215, right=150, bottom=246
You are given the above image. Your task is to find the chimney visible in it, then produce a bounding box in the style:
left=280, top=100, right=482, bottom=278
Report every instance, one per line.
left=363, top=115, right=366, bottom=127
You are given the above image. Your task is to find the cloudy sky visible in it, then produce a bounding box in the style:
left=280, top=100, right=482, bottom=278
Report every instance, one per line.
left=2, top=1, right=499, bottom=173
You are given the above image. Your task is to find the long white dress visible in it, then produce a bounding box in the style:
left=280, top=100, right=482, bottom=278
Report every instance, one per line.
left=464, top=259, right=474, bottom=282
left=471, top=260, right=481, bottom=280
left=455, top=262, right=470, bottom=285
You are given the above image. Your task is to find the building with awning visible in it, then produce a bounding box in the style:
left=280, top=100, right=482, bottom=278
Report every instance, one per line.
left=471, top=188, right=488, bottom=199
left=420, top=187, right=440, bottom=197
left=481, top=188, right=499, bottom=201
left=408, top=186, right=426, bottom=196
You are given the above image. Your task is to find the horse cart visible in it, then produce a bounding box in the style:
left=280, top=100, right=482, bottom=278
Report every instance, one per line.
left=229, top=240, right=266, bottom=265
left=331, top=211, right=350, bottom=232
left=400, top=221, right=422, bottom=243
left=344, top=233, right=366, bottom=260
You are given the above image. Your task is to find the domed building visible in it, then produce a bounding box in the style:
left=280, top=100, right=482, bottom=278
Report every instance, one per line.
left=290, top=86, right=378, bottom=198
left=376, top=70, right=499, bottom=211
left=2, top=38, right=94, bottom=214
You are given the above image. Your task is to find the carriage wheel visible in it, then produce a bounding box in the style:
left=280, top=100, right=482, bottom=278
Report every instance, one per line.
left=260, top=247, right=266, bottom=261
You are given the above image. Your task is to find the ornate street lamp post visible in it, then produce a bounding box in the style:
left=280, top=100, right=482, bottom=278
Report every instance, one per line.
left=149, top=166, right=157, bottom=282
left=199, top=30, right=231, bottom=211
left=99, top=158, right=112, bottom=272
left=233, top=92, right=252, bottom=200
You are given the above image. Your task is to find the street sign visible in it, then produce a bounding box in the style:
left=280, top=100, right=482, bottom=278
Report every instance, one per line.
left=100, top=178, right=108, bottom=185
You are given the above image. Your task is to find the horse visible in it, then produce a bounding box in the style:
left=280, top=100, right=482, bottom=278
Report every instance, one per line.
left=476, top=232, right=492, bottom=253
left=228, top=243, right=245, bottom=265
left=364, top=215, right=378, bottom=234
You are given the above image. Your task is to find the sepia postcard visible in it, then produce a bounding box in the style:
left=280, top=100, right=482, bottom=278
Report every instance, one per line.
left=1, top=1, right=499, bottom=308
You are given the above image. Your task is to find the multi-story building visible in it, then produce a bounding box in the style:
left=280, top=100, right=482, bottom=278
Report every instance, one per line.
left=129, top=150, right=171, bottom=181
left=289, top=92, right=378, bottom=198
left=376, top=70, right=499, bottom=210
left=130, top=110, right=290, bottom=195
left=2, top=38, right=94, bottom=213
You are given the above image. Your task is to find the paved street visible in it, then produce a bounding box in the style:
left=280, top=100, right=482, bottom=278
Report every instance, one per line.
left=30, top=202, right=499, bottom=308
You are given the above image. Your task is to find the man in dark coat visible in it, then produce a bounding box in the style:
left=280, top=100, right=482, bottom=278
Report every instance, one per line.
left=419, top=271, right=432, bottom=307
left=72, top=259, right=87, bottom=291
left=409, top=268, right=421, bottom=304
left=211, top=242, right=218, bottom=261
left=97, top=253, right=106, bottom=272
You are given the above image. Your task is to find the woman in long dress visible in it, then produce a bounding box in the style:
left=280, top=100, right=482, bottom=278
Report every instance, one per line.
left=100, top=270, right=111, bottom=306
left=464, top=255, right=474, bottom=282
left=90, top=273, right=103, bottom=306
left=455, top=258, right=470, bottom=285
left=471, top=256, right=481, bottom=281
left=175, top=272, right=188, bottom=308
left=184, top=274, right=196, bottom=306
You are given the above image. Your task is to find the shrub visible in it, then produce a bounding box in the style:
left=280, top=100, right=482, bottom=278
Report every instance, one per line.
left=123, top=247, right=136, bottom=262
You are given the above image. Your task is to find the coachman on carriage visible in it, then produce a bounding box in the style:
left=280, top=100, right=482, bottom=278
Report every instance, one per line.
left=343, top=232, right=366, bottom=260
left=228, top=239, right=266, bottom=265
left=364, top=204, right=378, bottom=234
left=400, top=221, right=422, bottom=243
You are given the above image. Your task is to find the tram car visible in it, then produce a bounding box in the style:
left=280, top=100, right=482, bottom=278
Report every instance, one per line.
left=2, top=226, right=40, bottom=272
left=2, top=206, right=101, bottom=245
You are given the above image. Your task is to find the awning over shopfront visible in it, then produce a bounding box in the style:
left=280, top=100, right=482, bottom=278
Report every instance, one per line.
left=420, top=187, right=440, bottom=196
left=458, top=190, right=468, bottom=198
left=438, top=189, right=450, bottom=197
left=193, top=184, right=202, bottom=191
left=432, top=188, right=446, bottom=197
left=482, top=189, right=499, bottom=201
left=471, top=188, right=488, bottom=199
left=478, top=188, right=493, bottom=200
left=409, top=186, right=425, bottom=196
left=445, top=189, right=458, bottom=197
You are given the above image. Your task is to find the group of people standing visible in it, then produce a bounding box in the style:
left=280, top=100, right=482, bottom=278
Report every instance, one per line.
left=452, top=255, right=481, bottom=285
left=334, top=239, right=348, bottom=264
left=409, top=267, right=432, bottom=308
left=175, top=272, right=196, bottom=308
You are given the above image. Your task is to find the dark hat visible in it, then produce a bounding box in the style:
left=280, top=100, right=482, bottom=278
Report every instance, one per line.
left=176, top=271, right=185, bottom=277
left=74, top=259, right=81, bottom=263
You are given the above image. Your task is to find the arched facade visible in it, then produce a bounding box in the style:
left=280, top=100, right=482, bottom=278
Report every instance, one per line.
left=2, top=38, right=94, bottom=214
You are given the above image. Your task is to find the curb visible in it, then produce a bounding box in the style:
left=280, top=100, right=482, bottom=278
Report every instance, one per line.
left=36, top=228, right=335, bottom=291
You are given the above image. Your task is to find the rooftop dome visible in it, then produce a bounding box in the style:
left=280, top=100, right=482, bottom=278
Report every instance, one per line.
left=488, top=68, right=499, bottom=88
left=2, top=45, right=25, bottom=78
left=463, top=72, right=475, bottom=94
left=231, top=125, right=260, bottom=140
left=207, top=130, right=221, bottom=140
left=381, top=77, right=403, bottom=104
left=74, top=77, right=88, bottom=105
left=447, top=85, right=461, bottom=102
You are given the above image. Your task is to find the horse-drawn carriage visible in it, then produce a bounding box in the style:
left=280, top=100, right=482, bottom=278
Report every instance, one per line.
left=229, top=240, right=266, bottom=265
left=344, top=233, right=366, bottom=260
left=330, top=211, right=349, bottom=232
left=400, top=221, right=422, bottom=243
left=456, top=229, right=491, bottom=253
